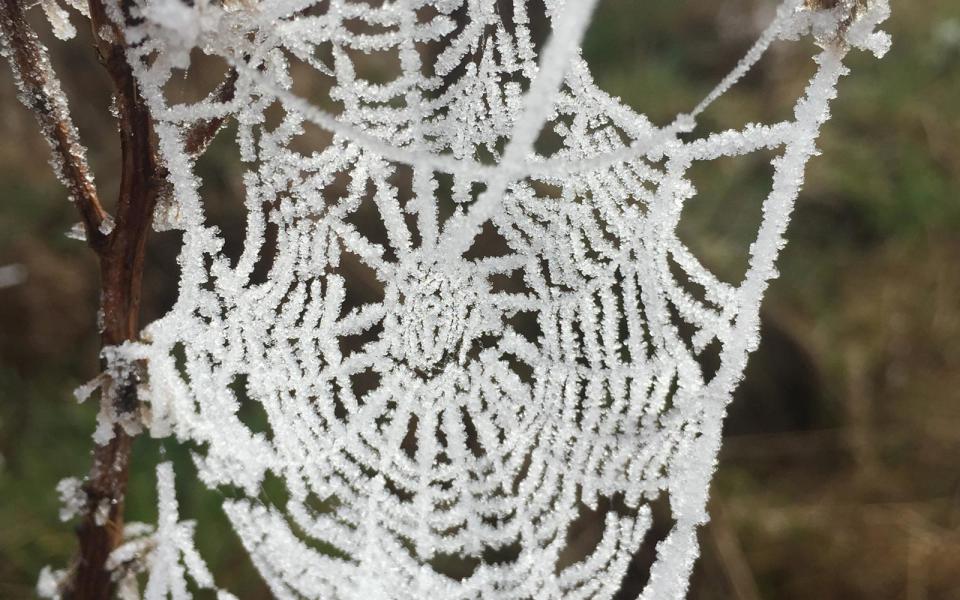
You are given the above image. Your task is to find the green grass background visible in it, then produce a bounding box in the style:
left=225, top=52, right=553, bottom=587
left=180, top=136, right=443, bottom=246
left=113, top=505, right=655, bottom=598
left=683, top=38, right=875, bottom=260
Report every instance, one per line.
left=1, top=1, right=959, bottom=598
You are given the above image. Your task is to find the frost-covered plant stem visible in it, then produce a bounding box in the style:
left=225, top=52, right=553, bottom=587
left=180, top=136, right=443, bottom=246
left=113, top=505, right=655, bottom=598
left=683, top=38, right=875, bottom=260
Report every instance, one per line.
left=0, top=1, right=230, bottom=597
left=0, top=1, right=158, bottom=596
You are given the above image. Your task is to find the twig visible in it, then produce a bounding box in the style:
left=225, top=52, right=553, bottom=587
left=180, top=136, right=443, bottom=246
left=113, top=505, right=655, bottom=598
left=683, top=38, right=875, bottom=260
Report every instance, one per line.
left=0, top=0, right=109, bottom=250
left=51, top=1, right=167, bottom=598
left=183, top=68, right=239, bottom=157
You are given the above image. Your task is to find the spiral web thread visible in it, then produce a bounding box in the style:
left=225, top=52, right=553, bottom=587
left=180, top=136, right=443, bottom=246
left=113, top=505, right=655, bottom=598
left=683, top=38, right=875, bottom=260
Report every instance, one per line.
left=63, top=0, right=890, bottom=598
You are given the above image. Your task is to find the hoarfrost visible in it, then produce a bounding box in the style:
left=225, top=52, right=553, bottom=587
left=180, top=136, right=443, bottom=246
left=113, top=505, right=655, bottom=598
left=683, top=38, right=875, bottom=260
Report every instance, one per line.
left=98, top=214, right=115, bottom=236
left=40, top=0, right=76, bottom=41
left=108, top=463, right=236, bottom=600
left=65, top=222, right=87, bottom=241
left=37, top=565, right=67, bottom=600
left=71, top=343, right=150, bottom=445
left=41, top=0, right=895, bottom=597
left=56, top=476, right=85, bottom=522
left=0, top=2, right=97, bottom=205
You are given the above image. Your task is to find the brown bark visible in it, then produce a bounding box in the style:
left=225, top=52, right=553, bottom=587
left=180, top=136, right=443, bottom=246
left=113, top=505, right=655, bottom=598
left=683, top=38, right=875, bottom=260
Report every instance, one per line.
left=66, top=1, right=163, bottom=597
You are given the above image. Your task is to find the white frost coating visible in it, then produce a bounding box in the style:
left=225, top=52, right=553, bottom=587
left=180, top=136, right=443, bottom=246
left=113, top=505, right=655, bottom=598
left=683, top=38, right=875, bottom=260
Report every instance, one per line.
left=98, top=214, right=116, bottom=236
left=684, top=0, right=805, bottom=123
left=135, top=0, right=224, bottom=69
left=0, top=2, right=96, bottom=204
left=65, top=222, right=88, bottom=241
left=37, top=565, right=67, bottom=600
left=108, top=463, right=236, bottom=600
left=77, top=343, right=148, bottom=445
left=56, top=476, right=85, bottom=522
left=113, top=0, right=890, bottom=598
left=40, top=0, right=77, bottom=41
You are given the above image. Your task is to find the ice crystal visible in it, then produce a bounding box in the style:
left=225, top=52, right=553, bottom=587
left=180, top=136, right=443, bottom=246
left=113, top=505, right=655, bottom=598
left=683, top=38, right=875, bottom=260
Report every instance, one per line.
left=54, top=0, right=900, bottom=597
left=56, top=476, right=85, bottom=522
left=65, top=222, right=87, bottom=241
left=40, top=0, right=77, bottom=41
left=37, top=565, right=68, bottom=600
left=0, top=0, right=97, bottom=204
left=98, top=214, right=116, bottom=236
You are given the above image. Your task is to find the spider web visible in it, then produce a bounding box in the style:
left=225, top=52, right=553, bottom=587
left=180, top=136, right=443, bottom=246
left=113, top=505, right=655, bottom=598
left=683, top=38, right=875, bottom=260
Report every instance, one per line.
left=84, top=0, right=890, bottom=598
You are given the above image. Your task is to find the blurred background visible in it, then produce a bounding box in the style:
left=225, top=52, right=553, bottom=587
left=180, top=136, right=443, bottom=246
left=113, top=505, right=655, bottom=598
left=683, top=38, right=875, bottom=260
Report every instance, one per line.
left=1, top=0, right=958, bottom=598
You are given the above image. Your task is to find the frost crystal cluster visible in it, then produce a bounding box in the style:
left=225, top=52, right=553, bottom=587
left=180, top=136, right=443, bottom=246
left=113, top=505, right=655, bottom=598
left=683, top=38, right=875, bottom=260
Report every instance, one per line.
left=87, top=0, right=891, bottom=597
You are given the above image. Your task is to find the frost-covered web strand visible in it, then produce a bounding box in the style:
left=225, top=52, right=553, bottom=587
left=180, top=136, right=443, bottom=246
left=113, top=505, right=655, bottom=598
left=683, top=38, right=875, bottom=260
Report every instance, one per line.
left=680, top=0, right=805, bottom=126
left=106, top=463, right=238, bottom=600
left=637, top=44, right=854, bottom=600
left=215, top=63, right=684, bottom=180
left=439, top=0, right=600, bottom=256
left=66, top=0, right=896, bottom=599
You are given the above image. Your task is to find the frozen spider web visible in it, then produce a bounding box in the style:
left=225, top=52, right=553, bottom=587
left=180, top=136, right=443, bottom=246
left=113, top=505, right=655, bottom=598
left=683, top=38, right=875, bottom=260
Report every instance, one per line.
left=73, top=0, right=892, bottom=598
